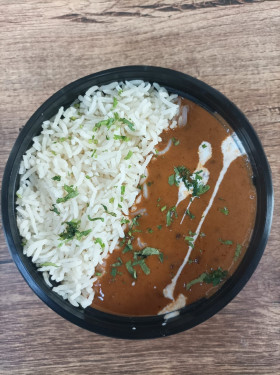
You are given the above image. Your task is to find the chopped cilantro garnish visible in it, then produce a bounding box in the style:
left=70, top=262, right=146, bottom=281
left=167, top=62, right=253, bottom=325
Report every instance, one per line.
left=147, top=228, right=153, bottom=233
left=132, top=259, right=150, bottom=275
left=59, top=220, right=91, bottom=241
left=121, top=218, right=130, bottom=225
left=50, top=204, right=60, bottom=215
left=91, top=149, right=97, bottom=158
left=124, top=150, right=133, bottom=160
left=202, top=143, right=207, bottom=149
left=119, top=118, right=135, bottom=131
left=85, top=175, right=91, bottom=179
left=219, top=206, right=229, bottom=216
left=113, top=97, right=118, bottom=108
left=95, top=272, right=102, bottom=277
left=56, top=185, right=79, bottom=203
left=166, top=206, right=177, bottom=227
left=95, top=238, right=105, bottom=249
left=219, top=239, right=233, bottom=245
left=109, top=197, right=115, bottom=204
left=157, top=225, right=162, bottom=230
left=161, top=205, right=167, bottom=212
left=186, top=267, right=228, bottom=290
left=52, top=175, right=61, bottom=181
left=94, top=117, right=115, bottom=131
left=234, top=244, right=242, bottom=262
left=186, top=209, right=195, bottom=219
left=70, top=116, right=77, bottom=121
left=16, top=192, right=22, bottom=199
left=121, top=184, right=126, bottom=195
left=88, top=216, right=104, bottom=222
left=40, top=262, right=59, bottom=267
left=126, top=260, right=137, bottom=279
left=185, top=236, right=195, bottom=248
left=112, top=257, right=123, bottom=267
left=168, top=174, right=175, bottom=186
left=114, top=135, right=130, bottom=142
left=102, top=204, right=117, bottom=217
left=172, top=137, right=180, bottom=146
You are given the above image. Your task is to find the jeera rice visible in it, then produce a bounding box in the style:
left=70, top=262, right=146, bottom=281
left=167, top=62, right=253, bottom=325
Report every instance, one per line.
left=16, top=81, right=179, bottom=308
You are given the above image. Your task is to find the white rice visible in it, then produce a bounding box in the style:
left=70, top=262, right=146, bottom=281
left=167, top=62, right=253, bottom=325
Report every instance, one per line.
left=16, top=80, right=179, bottom=308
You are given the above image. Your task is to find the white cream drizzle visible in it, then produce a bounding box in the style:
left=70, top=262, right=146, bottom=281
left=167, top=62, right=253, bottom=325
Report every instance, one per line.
left=162, top=134, right=245, bottom=302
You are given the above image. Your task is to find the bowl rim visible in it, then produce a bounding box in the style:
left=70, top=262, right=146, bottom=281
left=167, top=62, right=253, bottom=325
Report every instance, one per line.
left=1, top=65, right=274, bottom=339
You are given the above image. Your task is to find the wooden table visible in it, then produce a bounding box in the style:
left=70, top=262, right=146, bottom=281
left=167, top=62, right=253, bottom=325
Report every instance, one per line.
left=1, top=1, right=279, bottom=373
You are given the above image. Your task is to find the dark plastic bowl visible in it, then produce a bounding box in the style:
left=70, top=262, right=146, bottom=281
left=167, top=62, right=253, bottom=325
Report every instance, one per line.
left=1, top=66, right=273, bottom=339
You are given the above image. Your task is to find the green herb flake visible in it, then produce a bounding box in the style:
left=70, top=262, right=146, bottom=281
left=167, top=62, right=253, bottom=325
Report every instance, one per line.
left=52, top=175, right=61, bottom=181
left=161, top=205, right=167, bottom=212
left=147, top=228, right=153, bottom=233
left=126, top=260, right=137, bottom=279
left=112, top=257, right=123, bottom=267
left=166, top=206, right=177, bottom=227
left=95, top=272, right=102, bottom=277
left=132, top=259, right=150, bottom=275
left=95, top=238, right=105, bottom=249
left=113, top=97, right=118, bottom=108
left=111, top=268, right=117, bottom=278
left=56, top=185, right=79, bottom=203
left=234, top=244, right=242, bottom=262
left=157, top=225, right=162, bottom=230
left=202, top=143, right=207, bottom=149
left=219, top=206, right=229, bottom=216
left=219, top=239, right=233, bottom=245
left=114, top=135, right=130, bottom=142
left=88, top=215, right=104, bottom=222
left=186, top=267, right=228, bottom=290
left=85, top=175, right=91, bottom=179
left=109, top=197, right=115, bottom=204
left=124, top=150, right=133, bottom=160
left=172, top=137, right=180, bottom=146
left=168, top=174, right=175, bottom=186
left=102, top=204, right=117, bottom=217
left=119, top=118, right=135, bottom=131
left=40, top=262, right=59, bottom=267
left=76, top=229, right=92, bottom=240
left=121, top=184, right=126, bottom=195
left=186, top=209, right=195, bottom=220
left=16, top=192, right=22, bottom=199
left=50, top=204, right=60, bottom=215
left=185, top=236, right=195, bottom=248
left=121, top=218, right=130, bottom=225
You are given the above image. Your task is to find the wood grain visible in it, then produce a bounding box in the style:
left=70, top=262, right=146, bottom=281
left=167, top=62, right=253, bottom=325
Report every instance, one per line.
left=0, top=0, right=279, bottom=373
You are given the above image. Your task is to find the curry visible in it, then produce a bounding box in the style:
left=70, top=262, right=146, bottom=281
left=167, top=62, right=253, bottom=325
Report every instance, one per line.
left=91, top=98, right=256, bottom=316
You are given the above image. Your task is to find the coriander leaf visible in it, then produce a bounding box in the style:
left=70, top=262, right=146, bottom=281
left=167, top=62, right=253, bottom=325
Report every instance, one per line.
left=124, top=150, right=133, bottom=160
left=168, top=174, right=175, bottom=186
left=121, top=184, right=126, bottom=195
left=186, top=273, right=207, bottom=290
left=56, top=185, right=78, bottom=203
left=76, top=229, right=92, bottom=240
left=219, top=239, right=233, bottom=245
left=88, top=216, right=104, bottom=222
left=202, top=144, right=207, bottom=149
left=126, top=260, right=137, bottom=279
left=120, top=118, right=135, bottom=131
left=95, top=272, right=102, bottom=277
left=113, top=97, right=118, bottom=108
left=101, top=204, right=117, bottom=217
left=111, top=268, right=117, bottom=278
left=186, top=209, right=195, bottom=220
left=112, top=257, right=123, bottom=267
left=52, top=175, right=61, bottom=181
left=234, top=244, right=242, bottom=262
left=59, top=220, right=80, bottom=240
left=40, top=262, right=59, bottom=267
left=172, top=137, right=180, bottom=146
left=50, top=204, right=60, bottom=215
left=132, top=259, right=150, bottom=275
left=203, top=267, right=228, bottom=286
left=196, top=184, right=210, bottom=196
left=95, top=238, right=105, bottom=249
left=114, top=135, right=130, bottom=142
left=161, top=205, right=167, bottom=212
left=157, top=225, right=162, bottom=230
left=219, top=206, right=229, bottom=216
left=166, top=206, right=177, bottom=227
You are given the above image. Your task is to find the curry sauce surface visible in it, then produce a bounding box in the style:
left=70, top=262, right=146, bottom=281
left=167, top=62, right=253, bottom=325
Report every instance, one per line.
left=91, top=99, right=256, bottom=316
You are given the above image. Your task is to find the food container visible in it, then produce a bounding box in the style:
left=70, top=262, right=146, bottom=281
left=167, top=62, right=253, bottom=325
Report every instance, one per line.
left=1, top=66, right=273, bottom=339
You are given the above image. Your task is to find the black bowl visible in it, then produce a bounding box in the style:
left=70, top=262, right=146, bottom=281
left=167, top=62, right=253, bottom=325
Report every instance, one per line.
left=1, top=66, right=273, bottom=339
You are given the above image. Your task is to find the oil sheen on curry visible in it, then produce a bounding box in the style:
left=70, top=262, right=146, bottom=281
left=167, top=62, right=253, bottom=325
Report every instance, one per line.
left=91, top=98, right=257, bottom=316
